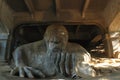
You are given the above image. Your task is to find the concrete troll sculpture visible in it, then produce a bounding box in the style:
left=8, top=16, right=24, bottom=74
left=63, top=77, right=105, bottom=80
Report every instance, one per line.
left=10, top=24, right=96, bottom=79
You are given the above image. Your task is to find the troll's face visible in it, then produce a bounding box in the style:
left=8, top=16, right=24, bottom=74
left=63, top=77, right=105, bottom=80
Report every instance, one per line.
left=44, top=25, right=68, bottom=52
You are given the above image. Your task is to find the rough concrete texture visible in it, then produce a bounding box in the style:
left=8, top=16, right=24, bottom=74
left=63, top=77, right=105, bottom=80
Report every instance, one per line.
left=0, top=0, right=14, bottom=31
left=103, top=0, right=120, bottom=29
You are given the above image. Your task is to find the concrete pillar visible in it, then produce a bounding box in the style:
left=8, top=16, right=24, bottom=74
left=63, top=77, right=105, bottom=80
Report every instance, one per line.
left=104, top=33, right=113, bottom=58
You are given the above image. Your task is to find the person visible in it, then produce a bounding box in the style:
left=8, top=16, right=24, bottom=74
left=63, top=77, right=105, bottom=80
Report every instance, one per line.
left=10, top=24, right=96, bottom=78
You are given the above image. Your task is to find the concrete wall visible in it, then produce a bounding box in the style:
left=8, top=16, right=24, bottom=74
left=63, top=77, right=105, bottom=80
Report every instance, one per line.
left=0, top=0, right=14, bottom=31
left=103, top=0, right=120, bottom=57
left=0, top=0, right=14, bottom=60
left=103, top=0, right=120, bottom=31
left=109, top=12, right=120, bottom=32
